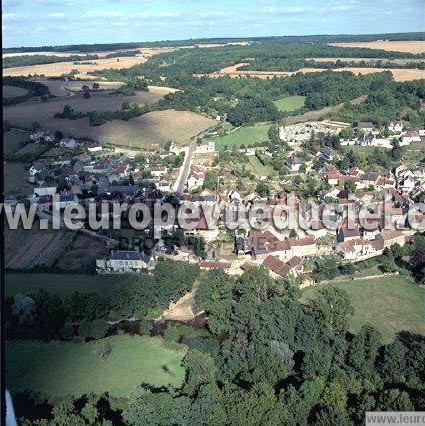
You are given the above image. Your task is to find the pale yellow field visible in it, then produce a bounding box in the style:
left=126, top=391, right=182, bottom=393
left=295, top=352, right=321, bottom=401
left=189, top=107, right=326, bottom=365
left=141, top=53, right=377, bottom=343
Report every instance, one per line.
left=308, top=57, right=425, bottom=64
left=3, top=56, right=149, bottom=79
left=329, top=40, right=425, bottom=54
left=199, top=64, right=424, bottom=81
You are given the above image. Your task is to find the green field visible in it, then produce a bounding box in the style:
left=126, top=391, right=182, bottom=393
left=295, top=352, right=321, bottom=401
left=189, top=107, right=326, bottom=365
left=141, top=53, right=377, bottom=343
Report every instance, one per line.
left=5, top=273, right=138, bottom=297
left=205, top=124, right=271, bottom=151
left=247, top=155, right=276, bottom=176
left=302, top=275, right=425, bottom=342
left=3, top=85, right=29, bottom=99
left=273, top=95, right=306, bottom=112
left=6, top=335, right=186, bottom=398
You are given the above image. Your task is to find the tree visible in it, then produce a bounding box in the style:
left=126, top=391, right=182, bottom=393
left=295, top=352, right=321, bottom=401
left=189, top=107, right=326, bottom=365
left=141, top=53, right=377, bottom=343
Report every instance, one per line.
left=92, top=82, right=100, bottom=90
left=344, top=179, right=356, bottom=194
left=182, top=349, right=217, bottom=397
left=12, top=294, right=36, bottom=326
left=339, top=126, right=354, bottom=140
left=348, top=325, right=382, bottom=371
left=312, top=256, right=339, bottom=282
left=54, top=130, right=63, bottom=140
left=256, top=181, right=270, bottom=198
left=310, top=287, right=354, bottom=333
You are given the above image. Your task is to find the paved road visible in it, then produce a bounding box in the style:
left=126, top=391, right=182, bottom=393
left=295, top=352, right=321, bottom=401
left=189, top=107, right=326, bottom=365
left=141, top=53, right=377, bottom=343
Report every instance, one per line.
left=174, top=129, right=211, bottom=194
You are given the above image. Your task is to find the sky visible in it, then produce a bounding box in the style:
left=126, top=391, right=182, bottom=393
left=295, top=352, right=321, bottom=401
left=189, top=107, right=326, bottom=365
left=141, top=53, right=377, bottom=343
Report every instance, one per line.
left=2, top=0, right=425, bottom=48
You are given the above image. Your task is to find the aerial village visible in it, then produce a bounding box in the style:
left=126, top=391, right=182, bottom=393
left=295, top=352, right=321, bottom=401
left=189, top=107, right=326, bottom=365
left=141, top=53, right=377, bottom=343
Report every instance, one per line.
left=5, top=118, right=425, bottom=286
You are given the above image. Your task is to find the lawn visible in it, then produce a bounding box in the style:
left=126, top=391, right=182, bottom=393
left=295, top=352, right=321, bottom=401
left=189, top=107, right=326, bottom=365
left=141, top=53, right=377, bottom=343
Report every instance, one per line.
left=205, top=124, right=271, bottom=151
left=3, top=129, right=28, bottom=156
left=6, top=335, right=186, bottom=398
left=302, top=275, right=425, bottom=342
left=273, top=95, right=306, bottom=112
left=5, top=273, right=139, bottom=297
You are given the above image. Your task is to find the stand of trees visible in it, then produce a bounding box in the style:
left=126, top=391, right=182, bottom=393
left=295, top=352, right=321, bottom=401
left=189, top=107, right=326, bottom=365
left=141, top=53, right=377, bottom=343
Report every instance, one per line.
left=16, top=267, right=425, bottom=424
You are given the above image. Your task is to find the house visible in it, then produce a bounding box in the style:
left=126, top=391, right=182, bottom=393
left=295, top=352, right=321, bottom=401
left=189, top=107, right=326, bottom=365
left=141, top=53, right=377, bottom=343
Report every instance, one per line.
left=88, top=145, right=103, bottom=152
left=287, top=157, right=302, bottom=172
left=150, top=165, right=168, bottom=178
left=96, top=250, right=150, bottom=273
left=59, top=137, right=77, bottom=149
left=358, top=121, right=376, bottom=133
left=388, top=121, right=403, bottom=133
left=360, top=134, right=376, bottom=146
left=400, top=130, right=421, bottom=145
left=186, top=171, right=204, bottom=190
left=156, top=179, right=171, bottom=192
left=321, top=146, right=338, bottom=161
left=262, top=255, right=291, bottom=278
left=29, top=161, right=45, bottom=176
left=33, top=183, right=57, bottom=197
left=337, top=227, right=360, bottom=242
left=376, top=230, right=406, bottom=248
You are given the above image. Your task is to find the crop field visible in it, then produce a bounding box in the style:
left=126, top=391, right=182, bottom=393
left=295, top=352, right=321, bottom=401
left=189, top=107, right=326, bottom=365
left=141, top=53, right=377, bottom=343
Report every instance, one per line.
left=247, top=155, right=276, bottom=177
left=3, top=88, right=173, bottom=130
left=24, top=109, right=214, bottom=149
left=273, top=95, right=306, bottom=112
left=5, top=272, right=136, bottom=297
left=5, top=225, right=74, bottom=270
left=2, top=46, right=184, bottom=79
left=55, top=234, right=110, bottom=271
left=301, top=275, right=425, bottom=342
left=308, top=57, right=425, bottom=64
left=205, top=124, right=271, bottom=150
left=6, top=335, right=186, bottom=398
left=203, top=64, right=424, bottom=82
left=4, top=162, right=31, bottom=196
left=329, top=40, right=425, bottom=54
left=3, top=85, right=29, bottom=99
left=3, top=129, right=28, bottom=156
left=3, top=56, right=149, bottom=79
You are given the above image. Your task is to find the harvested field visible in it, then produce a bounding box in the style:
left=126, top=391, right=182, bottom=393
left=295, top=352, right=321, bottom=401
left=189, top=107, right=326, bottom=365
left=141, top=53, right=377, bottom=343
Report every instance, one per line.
left=290, top=67, right=424, bottom=81
left=64, top=80, right=125, bottom=92
left=5, top=225, right=74, bottom=270
left=96, top=109, right=215, bottom=148
left=4, top=109, right=214, bottom=148
left=2, top=46, right=182, bottom=79
left=329, top=40, right=425, bottom=54
left=3, top=85, right=29, bottom=99
left=200, top=64, right=424, bottom=81
left=4, top=162, right=31, bottom=196
left=308, top=57, right=425, bottom=64
left=3, top=88, right=173, bottom=129
left=55, top=234, right=109, bottom=271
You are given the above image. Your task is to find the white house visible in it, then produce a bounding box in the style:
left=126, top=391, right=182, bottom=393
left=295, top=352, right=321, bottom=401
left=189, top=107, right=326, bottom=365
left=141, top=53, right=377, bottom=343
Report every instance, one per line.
left=96, top=250, right=149, bottom=273
left=358, top=121, right=376, bottom=133
left=88, top=145, right=103, bottom=152
left=29, top=161, right=45, bottom=176
left=287, top=157, right=302, bottom=172
left=33, top=183, right=57, bottom=197
left=401, top=130, right=421, bottom=145
left=59, top=137, right=77, bottom=149
left=150, top=165, right=168, bottom=178
left=388, top=121, right=403, bottom=133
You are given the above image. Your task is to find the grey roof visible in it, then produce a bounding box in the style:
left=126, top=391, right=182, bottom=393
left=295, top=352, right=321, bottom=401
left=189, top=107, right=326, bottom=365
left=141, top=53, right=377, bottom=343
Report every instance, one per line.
left=110, top=250, right=144, bottom=261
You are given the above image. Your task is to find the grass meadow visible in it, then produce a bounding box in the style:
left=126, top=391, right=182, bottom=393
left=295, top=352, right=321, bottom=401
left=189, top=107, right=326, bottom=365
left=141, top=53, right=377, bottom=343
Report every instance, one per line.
left=6, top=335, right=186, bottom=398
left=301, top=275, right=425, bottom=342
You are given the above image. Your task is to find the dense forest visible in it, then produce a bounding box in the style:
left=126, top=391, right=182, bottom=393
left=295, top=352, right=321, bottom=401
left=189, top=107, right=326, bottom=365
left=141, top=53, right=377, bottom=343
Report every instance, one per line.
left=10, top=266, right=425, bottom=425
left=3, top=32, right=424, bottom=53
